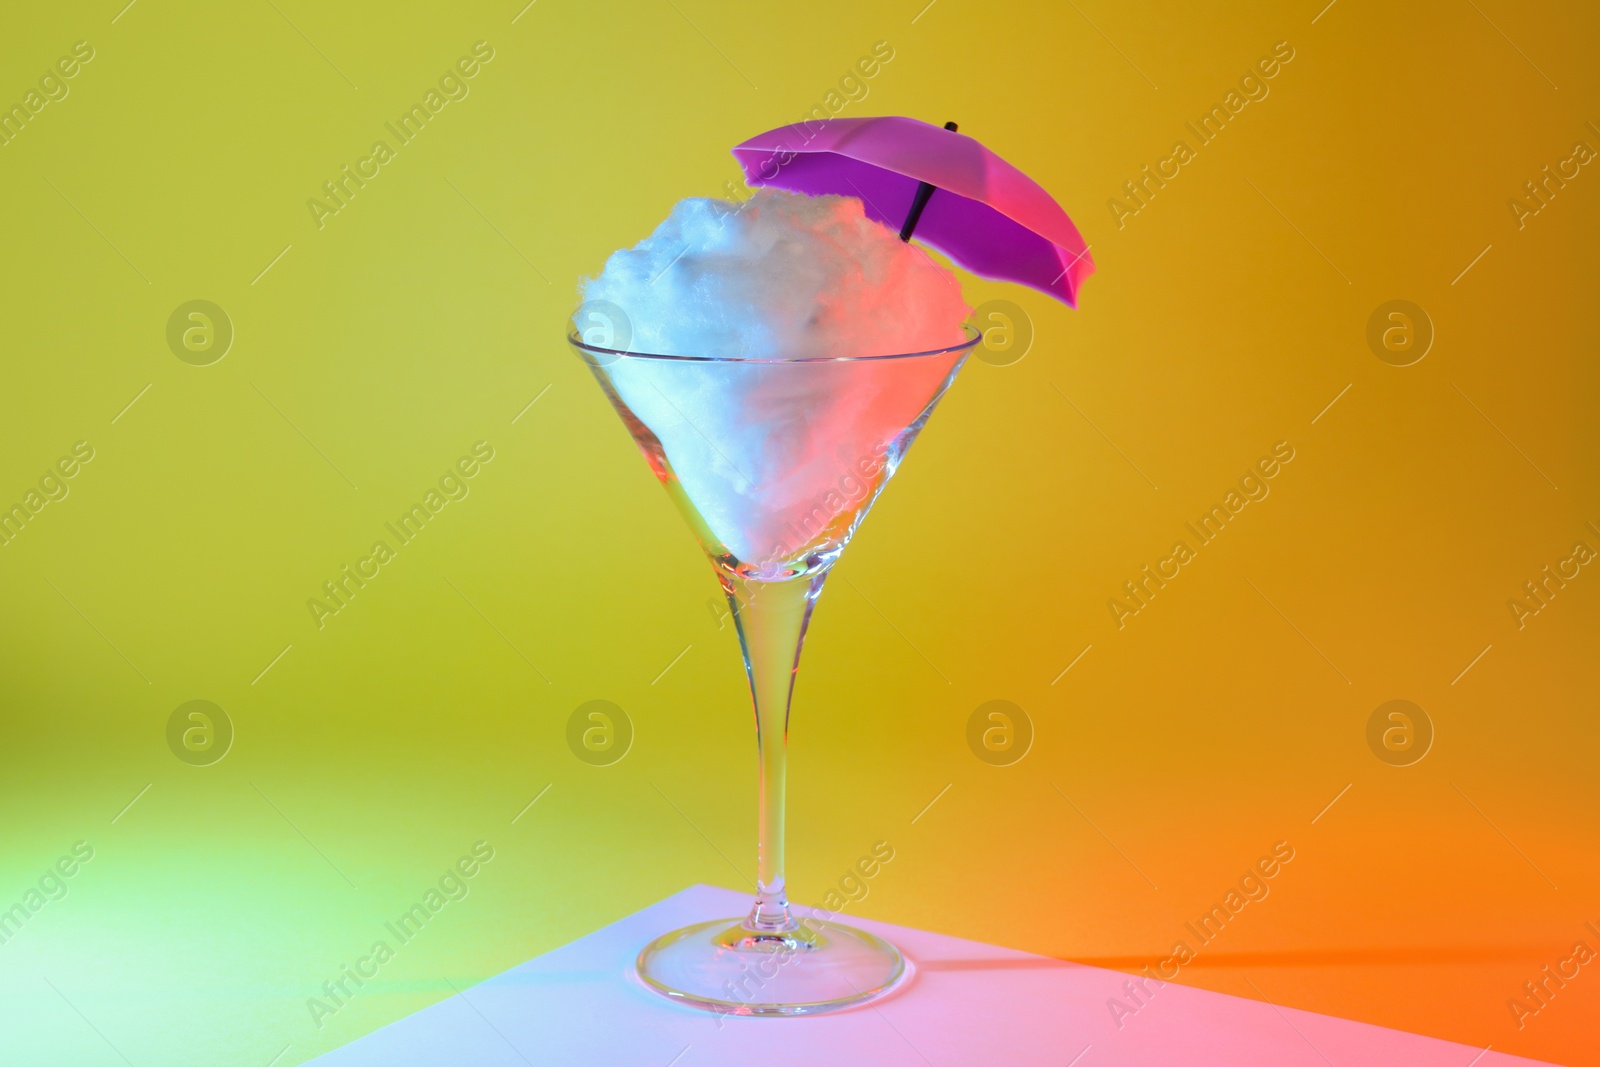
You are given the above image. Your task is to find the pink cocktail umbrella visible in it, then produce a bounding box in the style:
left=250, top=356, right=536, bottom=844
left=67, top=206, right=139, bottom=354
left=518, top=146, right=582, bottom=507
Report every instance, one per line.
left=731, top=115, right=1094, bottom=307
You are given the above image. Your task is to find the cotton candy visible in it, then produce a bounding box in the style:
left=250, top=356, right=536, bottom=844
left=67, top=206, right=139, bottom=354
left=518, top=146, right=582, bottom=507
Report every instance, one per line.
left=581, top=189, right=968, bottom=359
left=577, top=190, right=972, bottom=574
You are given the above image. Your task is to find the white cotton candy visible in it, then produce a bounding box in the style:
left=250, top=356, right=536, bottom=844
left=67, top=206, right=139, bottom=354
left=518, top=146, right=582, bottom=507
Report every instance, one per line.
left=580, top=189, right=969, bottom=359
left=577, top=190, right=972, bottom=574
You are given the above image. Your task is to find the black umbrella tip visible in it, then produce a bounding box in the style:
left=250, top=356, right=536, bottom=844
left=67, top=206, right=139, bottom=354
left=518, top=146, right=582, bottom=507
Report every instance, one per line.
left=898, top=122, right=961, bottom=241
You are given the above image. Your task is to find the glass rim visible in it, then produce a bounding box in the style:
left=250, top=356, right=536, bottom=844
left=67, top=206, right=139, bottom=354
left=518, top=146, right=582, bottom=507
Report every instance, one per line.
left=567, top=323, right=982, bottom=364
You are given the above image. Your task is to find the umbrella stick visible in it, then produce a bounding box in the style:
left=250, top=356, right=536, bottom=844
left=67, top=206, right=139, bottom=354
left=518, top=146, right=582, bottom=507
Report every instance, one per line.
left=898, top=120, right=958, bottom=242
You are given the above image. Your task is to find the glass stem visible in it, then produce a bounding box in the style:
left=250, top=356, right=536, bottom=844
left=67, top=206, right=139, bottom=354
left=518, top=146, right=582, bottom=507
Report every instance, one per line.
left=724, top=569, right=827, bottom=934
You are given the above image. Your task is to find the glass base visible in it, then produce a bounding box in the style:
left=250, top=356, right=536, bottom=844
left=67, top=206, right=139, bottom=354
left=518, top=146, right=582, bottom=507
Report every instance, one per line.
left=635, top=916, right=907, bottom=1016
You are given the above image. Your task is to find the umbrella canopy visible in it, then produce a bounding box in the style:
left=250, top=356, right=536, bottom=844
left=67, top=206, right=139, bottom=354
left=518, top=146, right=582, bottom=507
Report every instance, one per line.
left=731, top=116, right=1094, bottom=307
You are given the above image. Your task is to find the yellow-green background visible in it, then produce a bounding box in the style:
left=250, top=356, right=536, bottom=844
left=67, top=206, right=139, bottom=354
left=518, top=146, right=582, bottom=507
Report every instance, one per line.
left=2, top=0, right=1596, bottom=1064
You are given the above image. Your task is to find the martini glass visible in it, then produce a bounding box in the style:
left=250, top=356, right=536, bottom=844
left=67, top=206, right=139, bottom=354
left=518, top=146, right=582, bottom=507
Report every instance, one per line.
left=571, top=322, right=981, bottom=1015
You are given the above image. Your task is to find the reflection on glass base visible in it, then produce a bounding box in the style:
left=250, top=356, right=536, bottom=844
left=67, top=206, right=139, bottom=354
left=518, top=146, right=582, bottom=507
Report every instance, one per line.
left=635, top=916, right=907, bottom=1016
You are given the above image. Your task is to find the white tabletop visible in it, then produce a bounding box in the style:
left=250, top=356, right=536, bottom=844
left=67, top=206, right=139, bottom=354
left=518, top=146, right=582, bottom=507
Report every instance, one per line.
left=310, top=884, right=1552, bottom=1067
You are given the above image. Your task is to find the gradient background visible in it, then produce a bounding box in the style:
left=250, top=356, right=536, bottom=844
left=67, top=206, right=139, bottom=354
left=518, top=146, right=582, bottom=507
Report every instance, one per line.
left=1, top=1, right=1596, bottom=1064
